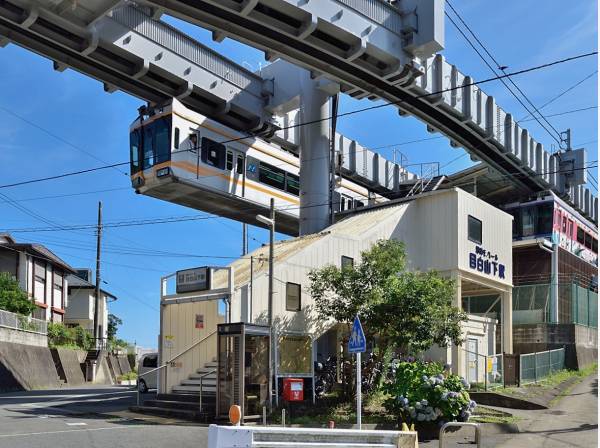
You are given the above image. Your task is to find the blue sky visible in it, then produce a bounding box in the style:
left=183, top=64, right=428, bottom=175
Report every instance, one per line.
left=0, top=1, right=597, bottom=347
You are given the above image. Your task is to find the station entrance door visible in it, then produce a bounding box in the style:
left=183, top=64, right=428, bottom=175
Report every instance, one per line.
left=216, top=323, right=270, bottom=422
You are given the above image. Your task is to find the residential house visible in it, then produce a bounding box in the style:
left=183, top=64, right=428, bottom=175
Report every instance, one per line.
left=0, top=233, right=75, bottom=322
left=65, top=269, right=117, bottom=342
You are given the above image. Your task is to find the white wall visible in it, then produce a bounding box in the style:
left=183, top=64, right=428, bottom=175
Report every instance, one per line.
left=64, top=290, right=109, bottom=339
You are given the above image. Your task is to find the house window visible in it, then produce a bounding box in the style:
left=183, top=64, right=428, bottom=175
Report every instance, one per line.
left=33, top=260, right=46, bottom=302
left=286, top=282, right=301, bottom=311
left=341, top=256, right=354, bottom=269
left=468, top=215, right=482, bottom=244
left=53, top=271, right=63, bottom=309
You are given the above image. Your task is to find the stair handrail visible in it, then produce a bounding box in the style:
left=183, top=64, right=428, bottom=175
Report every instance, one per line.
left=199, top=368, right=217, bottom=412
left=136, top=329, right=217, bottom=406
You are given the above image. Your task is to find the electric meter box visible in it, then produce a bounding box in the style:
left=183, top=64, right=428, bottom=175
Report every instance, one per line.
left=282, top=378, right=304, bottom=401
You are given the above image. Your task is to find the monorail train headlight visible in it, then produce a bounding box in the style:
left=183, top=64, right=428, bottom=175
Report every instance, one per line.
left=156, top=167, right=171, bottom=178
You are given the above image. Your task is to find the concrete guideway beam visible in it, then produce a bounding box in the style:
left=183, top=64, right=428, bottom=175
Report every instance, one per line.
left=138, top=0, right=596, bottom=222
left=0, top=0, right=274, bottom=133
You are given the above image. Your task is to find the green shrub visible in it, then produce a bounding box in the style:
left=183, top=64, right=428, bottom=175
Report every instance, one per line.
left=48, top=322, right=94, bottom=350
left=382, top=360, right=476, bottom=425
left=118, top=371, right=138, bottom=381
left=0, top=272, right=36, bottom=315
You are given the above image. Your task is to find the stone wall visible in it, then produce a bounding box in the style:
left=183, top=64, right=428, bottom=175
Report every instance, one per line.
left=0, top=326, right=47, bottom=347
left=513, top=323, right=598, bottom=369
left=51, top=348, right=86, bottom=386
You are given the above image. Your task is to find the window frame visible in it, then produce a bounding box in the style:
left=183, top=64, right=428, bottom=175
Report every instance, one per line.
left=225, top=149, right=234, bottom=171
left=341, top=256, right=354, bottom=269
left=285, top=282, right=301, bottom=312
left=467, top=215, right=483, bottom=245
left=577, top=227, right=585, bottom=244
left=259, top=162, right=286, bottom=191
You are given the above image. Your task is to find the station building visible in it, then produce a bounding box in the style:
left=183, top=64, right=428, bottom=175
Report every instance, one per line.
left=157, top=188, right=513, bottom=413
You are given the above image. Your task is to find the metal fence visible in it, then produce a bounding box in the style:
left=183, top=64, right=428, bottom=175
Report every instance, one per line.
left=0, top=308, right=47, bottom=334
left=519, top=348, right=565, bottom=385
left=513, top=281, right=597, bottom=328
left=486, top=353, right=503, bottom=389
left=459, top=347, right=503, bottom=391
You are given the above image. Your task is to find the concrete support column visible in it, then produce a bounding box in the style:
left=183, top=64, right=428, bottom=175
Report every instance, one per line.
left=451, top=274, right=465, bottom=378
left=550, top=243, right=559, bottom=323
left=502, top=290, right=513, bottom=354
left=298, top=76, right=331, bottom=235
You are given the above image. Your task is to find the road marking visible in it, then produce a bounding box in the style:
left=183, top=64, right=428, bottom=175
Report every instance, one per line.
left=65, top=422, right=87, bottom=426
left=0, top=425, right=145, bottom=438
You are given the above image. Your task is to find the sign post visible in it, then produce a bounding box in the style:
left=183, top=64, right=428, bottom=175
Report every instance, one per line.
left=348, top=315, right=366, bottom=430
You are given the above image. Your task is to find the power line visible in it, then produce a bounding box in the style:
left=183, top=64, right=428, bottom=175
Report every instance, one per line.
left=0, top=105, right=128, bottom=176
left=1, top=162, right=596, bottom=234
left=0, top=50, right=595, bottom=192
left=518, top=70, right=598, bottom=122
left=445, top=0, right=563, bottom=146
left=519, top=106, right=597, bottom=123
left=0, top=187, right=130, bottom=204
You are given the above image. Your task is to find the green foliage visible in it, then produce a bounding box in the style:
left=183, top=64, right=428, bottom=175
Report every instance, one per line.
left=309, top=240, right=466, bottom=355
left=118, top=371, right=138, bottom=381
left=107, top=313, right=122, bottom=340
left=47, top=322, right=94, bottom=350
left=382, top=360, right=475, bottom=424
left=0, top=272, right=36, bottom=315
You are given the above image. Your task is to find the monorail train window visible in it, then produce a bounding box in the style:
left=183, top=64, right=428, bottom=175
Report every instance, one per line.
left=142, top=126, right=154, bottom=169
left=355, top=201, right=364, bottom=208
left=174, top=127, right=180, bottom=150
left=154, top=118, right=171, bottom=164
left=236, top=154, right=244, bottom=175
left=577, top=227, right=585, bottom=244
left=593, top=238, right=598, bottom=254
left=584, top=232, right=592, bottom=250
left=259, top=162, right=286, bottom=191
left=201, top=137, right=226, bottom=169
left=226, top=150, right=234, bottom=171
left=286, top=173, right=300, bottom=196
left=129, top=129, right=140, bottom=174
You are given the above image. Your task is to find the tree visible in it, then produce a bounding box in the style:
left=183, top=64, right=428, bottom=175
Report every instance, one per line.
left=107, top=313, right=122, bottom=340
left=0, top=272, right=36, bottom=315
left=309, top=240, right=466, bottom=356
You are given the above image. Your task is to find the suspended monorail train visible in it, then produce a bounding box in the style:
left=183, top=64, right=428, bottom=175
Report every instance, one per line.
left=129, top=99, right=382, bottom=235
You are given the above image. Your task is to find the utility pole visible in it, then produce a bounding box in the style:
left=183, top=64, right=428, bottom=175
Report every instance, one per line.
left=93, top=201, right=102, bottom=348
left=256, top=198, right=276, bottom=407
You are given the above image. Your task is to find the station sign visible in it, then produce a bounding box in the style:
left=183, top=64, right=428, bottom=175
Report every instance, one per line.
left=176, top=266, right=210, bottom=293
left=468, top=245, right=506, bottom=279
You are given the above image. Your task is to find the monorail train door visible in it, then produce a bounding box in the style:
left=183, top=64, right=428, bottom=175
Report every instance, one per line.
left=217, top=323, right=270, bottom=422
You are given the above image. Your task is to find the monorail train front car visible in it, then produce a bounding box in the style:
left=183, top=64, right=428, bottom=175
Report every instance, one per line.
left=129, top=99, right=374, bottom=236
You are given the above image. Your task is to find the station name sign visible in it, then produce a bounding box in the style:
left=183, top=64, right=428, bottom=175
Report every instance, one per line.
left=176, top=267, right=210, bottom=293
left=469, top=246, right=506, bottom=279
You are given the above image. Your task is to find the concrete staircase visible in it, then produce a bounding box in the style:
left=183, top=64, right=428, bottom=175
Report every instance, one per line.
left=130, top=361, right=217, bottom=421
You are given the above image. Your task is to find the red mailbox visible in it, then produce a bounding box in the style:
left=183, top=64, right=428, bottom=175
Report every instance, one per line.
left=282, top=378, right=304, bottom=401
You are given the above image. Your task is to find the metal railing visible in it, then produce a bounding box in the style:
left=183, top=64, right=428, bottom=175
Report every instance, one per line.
left=439, top=422, right=481, bottom=448
left=136, top=329, right=217, bottom=406
left=459, top=347, right=503, bottom=391
left=198, top=369, right=216, bottom=412
left=0, top=308, right=47, bottom=335
left=519, top=348, right=565, bottom=385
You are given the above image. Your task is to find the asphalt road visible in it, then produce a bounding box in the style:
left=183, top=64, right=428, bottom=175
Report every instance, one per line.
left=0, top=386, right=208, bottom=448
left=0, top=376, right=596, bottom=448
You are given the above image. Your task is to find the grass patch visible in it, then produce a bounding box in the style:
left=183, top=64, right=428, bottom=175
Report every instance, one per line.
left=499, top=363, right=597, bottom=400
left=470, top=405, right=519, bottom=424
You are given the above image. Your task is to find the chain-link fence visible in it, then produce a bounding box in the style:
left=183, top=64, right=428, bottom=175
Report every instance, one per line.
left=519, top=348, right=565, bottom=385
left=0, top=308, right=47, bottom=334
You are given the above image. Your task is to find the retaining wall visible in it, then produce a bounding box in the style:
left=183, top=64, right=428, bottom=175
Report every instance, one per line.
left=0, top=341, right=60, bottom=391
left=513, top=323, right=598, bottom=369
left=0, top=326, right=47, bottom=347
left=51, top=348, right=86, bottom=386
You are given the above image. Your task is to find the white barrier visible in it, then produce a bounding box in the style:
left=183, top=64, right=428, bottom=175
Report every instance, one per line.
left=208, top=425, right=419, bottom=448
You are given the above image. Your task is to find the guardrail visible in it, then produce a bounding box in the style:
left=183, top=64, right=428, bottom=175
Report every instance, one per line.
left=0, top=308, right=47, bottom=335
left=519, top=348, right=565, bottom=385
left=208, top=425, right=419, bottom=448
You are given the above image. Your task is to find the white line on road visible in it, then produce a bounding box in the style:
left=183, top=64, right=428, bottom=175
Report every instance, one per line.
left=0, top=425, right=145, bottom=438
left=65, top=422, right=87, bottom=426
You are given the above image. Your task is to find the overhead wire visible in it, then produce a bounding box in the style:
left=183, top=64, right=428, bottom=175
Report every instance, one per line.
left=445, top=0, right=563, bottom=146
left=0, top=50, right=596, bottom=191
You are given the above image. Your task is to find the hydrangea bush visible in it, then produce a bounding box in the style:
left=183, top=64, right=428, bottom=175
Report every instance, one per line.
left=382, top=360, right=476, bottom=426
